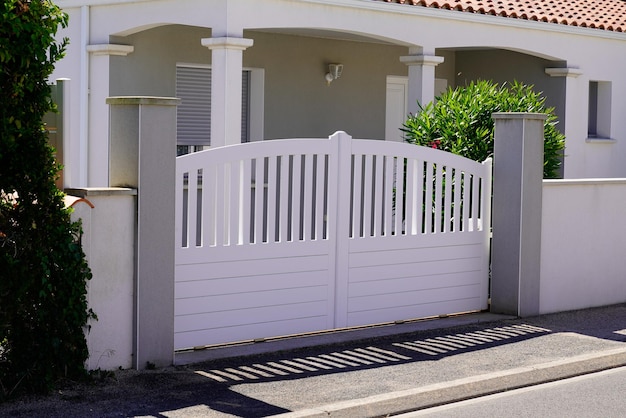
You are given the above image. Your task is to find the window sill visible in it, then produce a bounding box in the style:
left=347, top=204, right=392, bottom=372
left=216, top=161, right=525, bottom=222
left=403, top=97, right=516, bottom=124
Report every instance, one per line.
left=586, top=137, right=615, bottom=144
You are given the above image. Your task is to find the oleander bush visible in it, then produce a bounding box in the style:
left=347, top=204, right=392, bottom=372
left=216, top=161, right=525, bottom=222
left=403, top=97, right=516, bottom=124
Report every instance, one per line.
left=402, top=80, right=565, bottom=179
left=0, top=0, right=94, bottom=400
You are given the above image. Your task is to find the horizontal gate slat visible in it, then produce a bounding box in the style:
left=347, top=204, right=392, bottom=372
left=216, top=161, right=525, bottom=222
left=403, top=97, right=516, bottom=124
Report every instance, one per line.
left=347, top=297, right=484, bottom=328
left=176, top=254, right=329, bottom=281
left=175, top=316, right=329, bottom=349
left=349, top=271, right=484, bottom=298
left=176, top=240, right=329, bottom=265
left=175, top=301, right=328, bottom=334
left=349, top=283, right=483, bottom=313
left=176, top=270, right=331, bottom=299
left=348, top=257, right=483, bottom=283
left=347, top=232, right=484, bottom=252
left=349, top=243, right=483, bottom=268
left=176, top=285, right=329, bottom=316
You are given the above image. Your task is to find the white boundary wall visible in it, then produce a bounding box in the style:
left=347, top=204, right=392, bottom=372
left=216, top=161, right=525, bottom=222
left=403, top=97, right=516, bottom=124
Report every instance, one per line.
left=66, top=188, right=136, bottom=370
left=540, top=179, right=626, bottom=314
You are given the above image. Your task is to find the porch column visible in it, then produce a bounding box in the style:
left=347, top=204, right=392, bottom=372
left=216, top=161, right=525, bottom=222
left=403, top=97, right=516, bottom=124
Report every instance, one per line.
left=400, top=53, right=444, bottom=115
left=86, top=44, right=134, bottom=186
left=107, top=96, right=180, bottom=369
left=545, top=67, right=584, bottom=178
left=201, top=37, right=254, bottom=147
left=490, top=112, right=547, bottom=317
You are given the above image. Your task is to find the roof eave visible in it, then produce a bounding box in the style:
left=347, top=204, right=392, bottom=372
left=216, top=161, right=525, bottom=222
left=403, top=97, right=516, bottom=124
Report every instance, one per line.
left=302, top=0, right=626, bottom=41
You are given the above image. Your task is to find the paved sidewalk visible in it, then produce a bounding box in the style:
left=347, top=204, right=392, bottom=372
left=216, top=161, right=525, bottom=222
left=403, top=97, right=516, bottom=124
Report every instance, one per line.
left=2, top=304, right=625, bottom=417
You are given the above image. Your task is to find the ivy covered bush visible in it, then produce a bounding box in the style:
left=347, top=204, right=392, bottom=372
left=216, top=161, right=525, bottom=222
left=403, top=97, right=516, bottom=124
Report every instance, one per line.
left=402, top=80, right=566, bottom=179
left=1, top=0, right=94, bottom=399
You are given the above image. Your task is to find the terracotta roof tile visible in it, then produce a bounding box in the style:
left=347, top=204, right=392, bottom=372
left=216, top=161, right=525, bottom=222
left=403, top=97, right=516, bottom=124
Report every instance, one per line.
left=376, top=0, right=626, bottom=32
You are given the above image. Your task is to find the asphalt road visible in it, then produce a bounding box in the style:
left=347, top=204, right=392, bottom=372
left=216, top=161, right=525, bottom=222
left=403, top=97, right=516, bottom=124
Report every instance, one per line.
left=399, top=366, right=626, bottom=417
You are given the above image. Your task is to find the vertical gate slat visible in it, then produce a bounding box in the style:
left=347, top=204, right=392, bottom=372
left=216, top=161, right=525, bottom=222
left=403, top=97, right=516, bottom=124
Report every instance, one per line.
left=373, top=155, right=384, bottom=237
left=266, top=155, right=278, bottom=243
left=452, top=168, right=461, bottom=233
left=362, top=155, right=374, bottom=237
left=434, top=163, right=443, bottom=233
left=462, top=172, right=471, bottom=231
left=279, top=155, right=289, bottom=242
left=202, top=165, right=216, bottom=246
left=314, top=154, right=325, bottom=240
left=292, top=154, right=302, bottom=241
left=424, top=161, right=434, bottom=234
left=472, top=172, right=480, bottom=231
left=382, top=155, right=395, bottom=236
left=394, top=157, right=405, bottom=236
left=187, top=169, right=198, bottom=247
left=415, top=159, right=425, bottom=234
left=230, top=160, right=242, bottom=245
left=215, top=163, right=225, bottom=246
left=254, top=157, right=264, bottom=243
left=175, top=168, right=185, bottom=248
left=241, top=160, right=252, bottom=244
left=443, top=166, right=453, bottom=233
left=352, top=154, right=363, bottom=238
left=404, top=158, right=416, bottom=235
left=302, top=154, right=314, bottom=240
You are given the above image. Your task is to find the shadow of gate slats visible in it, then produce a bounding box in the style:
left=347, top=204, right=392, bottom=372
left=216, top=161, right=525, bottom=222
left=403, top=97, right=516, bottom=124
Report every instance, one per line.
left=193, top=324, right=551, bottom=384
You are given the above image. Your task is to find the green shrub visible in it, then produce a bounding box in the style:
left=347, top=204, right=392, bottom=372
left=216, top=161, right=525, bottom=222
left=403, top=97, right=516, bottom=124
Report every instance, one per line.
left=1, top=0, right=94, bottom=400
left=402, top=80, right=565, bottom=179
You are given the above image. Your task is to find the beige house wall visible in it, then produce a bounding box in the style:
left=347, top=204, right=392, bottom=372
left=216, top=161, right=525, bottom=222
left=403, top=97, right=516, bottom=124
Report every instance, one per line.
left=109, top=26, right=569, bottom=142
left=111, top=27, right=410, bottom=139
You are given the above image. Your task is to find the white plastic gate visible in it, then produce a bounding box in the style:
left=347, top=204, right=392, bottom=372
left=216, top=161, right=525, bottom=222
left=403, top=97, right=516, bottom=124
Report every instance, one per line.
left=175, top=132, right=492, bottom=350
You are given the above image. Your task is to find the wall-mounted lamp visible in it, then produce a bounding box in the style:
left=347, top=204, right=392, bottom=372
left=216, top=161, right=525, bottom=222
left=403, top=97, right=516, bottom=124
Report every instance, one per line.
left=325, top=63, right=344, bottom=86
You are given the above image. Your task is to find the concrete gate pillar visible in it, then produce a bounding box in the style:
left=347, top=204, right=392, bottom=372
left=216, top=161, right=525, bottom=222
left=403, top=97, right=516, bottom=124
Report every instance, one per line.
left=490, top=112, right=547, bottom=317
left=107, top=96, right=180, bottom=369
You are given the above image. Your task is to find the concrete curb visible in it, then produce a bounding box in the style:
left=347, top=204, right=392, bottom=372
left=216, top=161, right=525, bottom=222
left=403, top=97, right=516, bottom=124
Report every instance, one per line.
left=275, top=347, right=626, bottom=418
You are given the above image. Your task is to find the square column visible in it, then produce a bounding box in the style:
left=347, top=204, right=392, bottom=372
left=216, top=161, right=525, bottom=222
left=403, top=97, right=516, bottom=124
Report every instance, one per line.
left=545, top=67, right=584, bottom=178
left=491, top=112, right=547, bottom=317
left=201, top=37, right=254, bottom=147
left=400, top=54, right=444, bottom=115
left=107, top=96, right=180, bottom=369
left=86, top=44, right=134, bottom=186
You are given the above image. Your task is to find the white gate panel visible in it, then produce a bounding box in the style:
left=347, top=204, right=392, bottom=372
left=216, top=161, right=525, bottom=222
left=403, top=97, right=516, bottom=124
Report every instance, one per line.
left=340, top=137, right=492, bottom=328
left=175, top=132, right=491, bottom=349
left=175, top=138, right=338, bottom=350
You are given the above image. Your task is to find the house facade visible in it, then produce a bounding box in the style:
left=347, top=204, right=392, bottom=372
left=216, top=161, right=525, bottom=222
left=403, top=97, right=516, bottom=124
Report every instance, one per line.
left=48, top=0, right=626, bottom=369
left=52, top=0, right=626, bottom=185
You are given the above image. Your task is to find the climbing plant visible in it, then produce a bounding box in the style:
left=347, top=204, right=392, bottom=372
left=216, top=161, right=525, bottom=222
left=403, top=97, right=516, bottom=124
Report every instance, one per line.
left=402, top=80, right=566, bottom=179
left=0, top=0, right=94, bottom=400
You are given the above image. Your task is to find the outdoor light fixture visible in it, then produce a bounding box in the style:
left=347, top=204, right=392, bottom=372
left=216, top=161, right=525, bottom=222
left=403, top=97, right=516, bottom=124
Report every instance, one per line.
left=325, top=63, right=344, bottom=86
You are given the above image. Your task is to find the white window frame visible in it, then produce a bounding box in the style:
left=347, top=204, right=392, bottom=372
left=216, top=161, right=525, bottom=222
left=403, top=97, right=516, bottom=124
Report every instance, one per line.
left=587, top=80, right=612, bottom=141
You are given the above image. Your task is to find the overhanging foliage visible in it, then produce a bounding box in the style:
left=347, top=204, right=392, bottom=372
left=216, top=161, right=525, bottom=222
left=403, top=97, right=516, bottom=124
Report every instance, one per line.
left=0, top=0, right=94, bottom=399
left=402, top=80, right=566, bottom=179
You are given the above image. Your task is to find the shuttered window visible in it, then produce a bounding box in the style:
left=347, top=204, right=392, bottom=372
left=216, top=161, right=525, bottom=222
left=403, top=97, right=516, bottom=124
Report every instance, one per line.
left=176, top=65, right=250, bottom=149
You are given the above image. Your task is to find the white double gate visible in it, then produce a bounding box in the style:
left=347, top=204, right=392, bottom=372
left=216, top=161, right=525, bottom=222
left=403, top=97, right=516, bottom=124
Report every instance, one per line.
left=175, top=132, right=492, bottom=350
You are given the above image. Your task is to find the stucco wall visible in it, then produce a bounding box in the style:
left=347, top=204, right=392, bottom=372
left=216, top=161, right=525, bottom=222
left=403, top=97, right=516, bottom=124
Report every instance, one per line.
left=245, top=31, right=408, bottom=139
left=540, top=179, right=626, bottom=314
left=68, top=188, right=136, bottom=371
